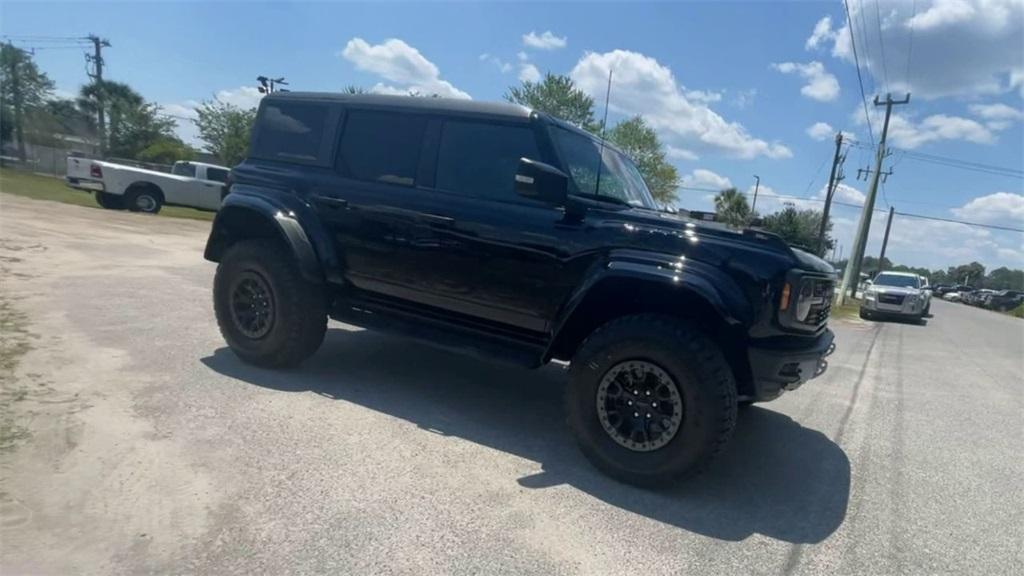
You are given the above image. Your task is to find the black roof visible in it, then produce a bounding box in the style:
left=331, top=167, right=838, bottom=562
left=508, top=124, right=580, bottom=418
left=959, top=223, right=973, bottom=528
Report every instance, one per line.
left=263, top=92, right=534, bottom=120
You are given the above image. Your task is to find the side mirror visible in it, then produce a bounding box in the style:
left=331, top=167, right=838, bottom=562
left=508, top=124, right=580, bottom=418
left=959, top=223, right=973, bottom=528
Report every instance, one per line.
left=514, top=158, right=568, bottom=206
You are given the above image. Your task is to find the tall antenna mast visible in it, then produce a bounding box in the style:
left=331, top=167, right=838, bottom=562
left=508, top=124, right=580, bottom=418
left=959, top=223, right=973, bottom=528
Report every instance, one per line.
left=593, top=68, right=613, bottom=195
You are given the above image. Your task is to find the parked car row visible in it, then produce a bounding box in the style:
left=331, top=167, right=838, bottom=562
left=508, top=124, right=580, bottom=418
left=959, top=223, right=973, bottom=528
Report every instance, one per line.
left=937, top=286, right=1023, bottom=311
left=66, top=156, right=231, bottom=214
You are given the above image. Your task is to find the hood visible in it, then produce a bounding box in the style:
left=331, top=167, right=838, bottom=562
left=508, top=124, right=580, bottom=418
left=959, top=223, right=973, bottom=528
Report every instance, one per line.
left=606, top=207, right=836, bottom=274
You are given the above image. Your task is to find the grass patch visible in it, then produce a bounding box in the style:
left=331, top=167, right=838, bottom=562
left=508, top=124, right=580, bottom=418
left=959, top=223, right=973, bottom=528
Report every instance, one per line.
left=830, top=297, right=862, bottom=321
left=0, top=167, right=214, bottom=222
left=1004, top=302, right=1024, bottom=319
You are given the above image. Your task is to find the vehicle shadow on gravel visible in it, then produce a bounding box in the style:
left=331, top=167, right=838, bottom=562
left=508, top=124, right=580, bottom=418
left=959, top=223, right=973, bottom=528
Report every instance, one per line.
left=202, top=326, right=850, bottom=545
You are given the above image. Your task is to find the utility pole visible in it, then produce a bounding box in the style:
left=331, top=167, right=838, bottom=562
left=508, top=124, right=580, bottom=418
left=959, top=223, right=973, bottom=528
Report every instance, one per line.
left=257, top=76, right=288, bottom=94
left=85, top=35, right=111, bottom=156
left=751, top=175, right=761, bottom=214
left=838, top=93, right=910, bottom=303
left=4, top=42, right=28, bottom=161
left=817, top=132, right=846, bottom=256
left=877, top=206, right=895, bottom=274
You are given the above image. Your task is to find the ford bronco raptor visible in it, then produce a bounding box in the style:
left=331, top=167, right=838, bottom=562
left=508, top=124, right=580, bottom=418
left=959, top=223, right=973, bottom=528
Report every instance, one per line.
left=205, top=93, right=836, bottom=486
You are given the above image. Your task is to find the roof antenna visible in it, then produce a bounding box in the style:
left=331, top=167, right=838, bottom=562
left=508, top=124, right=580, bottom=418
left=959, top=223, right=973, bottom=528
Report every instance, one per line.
left=593, top=68, right=613, bottom=196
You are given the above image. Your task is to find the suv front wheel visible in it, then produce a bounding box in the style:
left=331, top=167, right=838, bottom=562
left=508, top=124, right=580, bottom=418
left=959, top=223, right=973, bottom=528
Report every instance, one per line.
left=213, top=239, right=327, bottom=368
left=566, top=315, right=737, bottom=487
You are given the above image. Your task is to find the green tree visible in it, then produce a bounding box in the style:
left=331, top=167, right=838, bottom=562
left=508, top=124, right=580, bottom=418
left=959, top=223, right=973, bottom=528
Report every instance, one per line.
left=76, top=81, right=178, bottom=159
left=713, top=187, right=753, bottom=228
left=947, top=262, right=986, bottom=286
left=985, top=267, right=1024, bottom=290
left=759, top=204, right=834, bottom=252
left=607, top=116, right=679, bottom=206
left=0, top=43, right=55, bottom=160
left=137, top=137, right=195, bottom=164
left=194, top=99, right=257, bottom=166
left=505, top=73, right=596, bottom=129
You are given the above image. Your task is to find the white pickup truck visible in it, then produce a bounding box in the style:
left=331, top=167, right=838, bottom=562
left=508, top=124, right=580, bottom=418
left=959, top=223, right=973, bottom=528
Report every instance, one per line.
left=66, top=157, right=231, bottom=214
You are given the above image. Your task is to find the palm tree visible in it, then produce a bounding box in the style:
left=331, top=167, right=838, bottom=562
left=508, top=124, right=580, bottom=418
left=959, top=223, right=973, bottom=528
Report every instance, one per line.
left=714, top=187, right=752, bottom=228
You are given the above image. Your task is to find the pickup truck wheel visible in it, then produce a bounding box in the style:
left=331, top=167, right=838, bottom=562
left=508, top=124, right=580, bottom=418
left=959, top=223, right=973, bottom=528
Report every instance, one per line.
left=566, top=315, right=737, bottom=487
left=213, top=239, right=327, bottom=368
left=125, top=185, right=163, bottom=214
left=94, top=192, right=124, bottom=210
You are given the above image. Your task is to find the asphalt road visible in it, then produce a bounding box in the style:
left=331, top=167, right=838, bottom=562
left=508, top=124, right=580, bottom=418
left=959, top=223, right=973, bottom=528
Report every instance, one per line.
left=1, top=193, right=1022, bottom=575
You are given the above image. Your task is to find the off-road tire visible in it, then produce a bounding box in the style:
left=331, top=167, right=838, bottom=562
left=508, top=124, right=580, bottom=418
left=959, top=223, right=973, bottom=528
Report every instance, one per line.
left=95, top=191, right=125, bottom=210
left=566, top=314, right=738, bottom=488
left=214, top=239, right=327, bottom=368
left=125, top=184, right=163, bottom=214
left=859, top=308, right=872, bottom=320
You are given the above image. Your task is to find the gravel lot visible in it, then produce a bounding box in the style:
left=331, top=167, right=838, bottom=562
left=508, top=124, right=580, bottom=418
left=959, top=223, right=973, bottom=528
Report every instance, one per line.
left=1, top=193, right=1021, bottom=575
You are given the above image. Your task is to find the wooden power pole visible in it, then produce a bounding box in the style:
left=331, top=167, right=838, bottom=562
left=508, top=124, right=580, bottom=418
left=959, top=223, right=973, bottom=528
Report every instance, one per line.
left=838, top=93, right=910, bottom=303
left=817, top=132, right=846, bottom=256
left=85, top=35, right=111, bottom=155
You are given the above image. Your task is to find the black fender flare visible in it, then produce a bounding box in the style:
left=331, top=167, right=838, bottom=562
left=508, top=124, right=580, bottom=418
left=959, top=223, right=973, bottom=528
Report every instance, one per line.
left=204, top=186, right=339, bottom=284
left=546, top=249, right=754, bottom=358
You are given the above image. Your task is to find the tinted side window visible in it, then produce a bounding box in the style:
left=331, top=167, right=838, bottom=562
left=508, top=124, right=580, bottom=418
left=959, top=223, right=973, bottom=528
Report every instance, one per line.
left=435, top=121, right=540, bottom=201
left=253, top=102, right=328, bottom=162
left=172, top=163, right=196, bottom=178
left=205, top=167, right=229, bottom=183
left=338, top=111, right=427, bottom=186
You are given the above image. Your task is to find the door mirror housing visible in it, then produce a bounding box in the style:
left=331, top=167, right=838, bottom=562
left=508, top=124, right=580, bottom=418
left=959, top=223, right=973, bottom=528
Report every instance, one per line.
left=514, top=158, right=568, bottom=206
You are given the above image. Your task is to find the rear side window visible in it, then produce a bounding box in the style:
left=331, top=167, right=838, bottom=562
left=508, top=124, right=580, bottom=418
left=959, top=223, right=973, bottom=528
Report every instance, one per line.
left=172, top=163, right=196, bottom=178
left=338, top=111, right=427, bottom=186
left=435, top=121, right=540, bottom=201
left=253, top=102, right=328, bottom=162
left=205, top=167, right=229, bottom=183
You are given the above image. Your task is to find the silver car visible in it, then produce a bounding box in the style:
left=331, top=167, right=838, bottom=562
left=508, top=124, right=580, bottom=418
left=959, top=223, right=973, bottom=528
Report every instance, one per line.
left=860, top=272, right=929, bottom=320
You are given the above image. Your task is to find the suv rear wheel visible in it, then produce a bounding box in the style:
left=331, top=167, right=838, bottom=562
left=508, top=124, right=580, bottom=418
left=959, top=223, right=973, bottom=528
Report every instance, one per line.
left=566, top=314, right=737, bottom=487
left=213, top=239, right=327, bottom=368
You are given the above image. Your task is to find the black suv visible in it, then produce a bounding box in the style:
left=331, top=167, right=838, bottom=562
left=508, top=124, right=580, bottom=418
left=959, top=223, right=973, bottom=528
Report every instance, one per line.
left=205, top=93, right=836, bottom=486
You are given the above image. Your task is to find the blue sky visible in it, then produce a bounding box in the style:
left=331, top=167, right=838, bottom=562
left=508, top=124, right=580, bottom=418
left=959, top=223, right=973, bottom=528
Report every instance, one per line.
left=2, top=0, right=1022, bottom=271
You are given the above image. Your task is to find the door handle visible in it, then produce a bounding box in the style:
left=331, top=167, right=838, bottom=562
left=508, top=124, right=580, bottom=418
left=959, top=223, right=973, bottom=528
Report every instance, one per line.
left=312, top=195, right=349, bottom=210
left=417, top=213, right=455, bottom=227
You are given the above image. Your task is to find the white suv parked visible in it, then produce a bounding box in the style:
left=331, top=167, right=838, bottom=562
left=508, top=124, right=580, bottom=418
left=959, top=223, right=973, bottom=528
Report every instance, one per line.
left=860, top=271, right=930, bottom=320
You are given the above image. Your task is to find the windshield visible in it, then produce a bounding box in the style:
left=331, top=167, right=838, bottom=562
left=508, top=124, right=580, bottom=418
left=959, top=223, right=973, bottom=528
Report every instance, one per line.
left=873, top=274, right=920, bottom=288
left=551, top=127, right=658, bottom=210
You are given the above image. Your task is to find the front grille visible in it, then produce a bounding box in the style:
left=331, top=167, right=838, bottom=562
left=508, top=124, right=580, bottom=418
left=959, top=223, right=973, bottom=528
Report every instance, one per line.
left=805, top=278, right=834, bottom=326
left=878, top=293, right=905, bottom=305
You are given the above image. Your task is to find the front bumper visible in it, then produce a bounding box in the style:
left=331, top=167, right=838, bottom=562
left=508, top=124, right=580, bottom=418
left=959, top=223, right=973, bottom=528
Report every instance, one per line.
left=860, top=294, right=924, bottom=317
left=746, top=328, right=835, bottom=402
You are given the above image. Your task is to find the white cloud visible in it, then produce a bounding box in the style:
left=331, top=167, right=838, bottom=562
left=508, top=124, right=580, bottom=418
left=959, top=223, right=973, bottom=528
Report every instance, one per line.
left=807, top=121, right=835, bottom=140
left=731, top=88, right=757, bottom=110
left=213, top=86, right=262, bottom=110
left=772, top=61, right=840, bottom=102
left=968, top=102, right=1024, bottom=121
left=681, top=168, right=733, bottom=190
left=806, top=16, right=838, bottom=50
left=522, top=30, right=567, bottom=50
left=518, top=63, right=542, bottom=83
left=570, top=49, right=791, bottom=159
left=341, top=37, right=470, bottom=99
left=479, top=53, right=512, bottom=74
left=907, top=0, right=978, bottom=30
left=952, top=192, right=1024, bottom=225
left=854, top=106, right=1001, bottom=148
left=811, top=0, right=1024, bottom=99
left=666, top=146, right=699, bottom=161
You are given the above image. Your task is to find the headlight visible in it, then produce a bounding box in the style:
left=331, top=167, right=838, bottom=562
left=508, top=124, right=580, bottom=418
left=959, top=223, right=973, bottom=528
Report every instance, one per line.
left=865, top=291, right=876, bottom=300
left=795, top=281, right=815, bottom=321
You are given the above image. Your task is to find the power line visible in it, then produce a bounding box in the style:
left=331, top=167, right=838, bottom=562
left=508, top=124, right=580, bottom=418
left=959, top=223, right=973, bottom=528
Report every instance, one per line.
left=847, top=142, right=1023, bottom=178
left=856, top=0, right=876, bottom=95
left=873, top=0, right=890, bottom=93
left=894, top=211, right=1024, bottom=234
left=845, top=0, right=876, bottom=146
